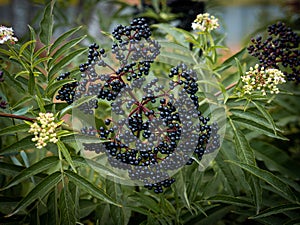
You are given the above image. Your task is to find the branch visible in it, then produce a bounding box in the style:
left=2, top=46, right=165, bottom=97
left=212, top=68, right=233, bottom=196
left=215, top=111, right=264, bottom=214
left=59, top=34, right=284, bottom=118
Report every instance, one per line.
left=0, top=112, right=35, bottom=122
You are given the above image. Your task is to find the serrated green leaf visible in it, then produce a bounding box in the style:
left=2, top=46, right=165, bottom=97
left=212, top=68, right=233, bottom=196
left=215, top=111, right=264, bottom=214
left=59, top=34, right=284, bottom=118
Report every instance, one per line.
left=8, top=172, right=61, bottom=217
left=229, top=120, right=256, bottom=165
left=196, top=206, right=234, bottom=225
left=2, top=156, right=59, bottom=190
left=48, top=47, right=86, bottom=79
left=0, top=123, right=29, bottom=136
left=60, top=134, right=107, bottom=144
left=39, top=0, right=55, bottom=46
left=130, top=193, right=160, bottom=213
left=28, top=71, right=35, bottom=95
left=208, top=195, right=254, bottom=207
left=235, top=57, right=244, bottom=77
left=19, top=40, right=36, bottom=57
left=48, top=36, right=86, bottom=68
left=230, top=108, right=275, bottom=131
left=252, top=141, right=300, bottom=179
left=64, top=170, right=120, bottom=207
left=0, top=136, right=35, bottom=155
left=50, top=26, right=82, bottom=53
left=0, top=48, right=12, bottom=56
left=176, top=170, right=191, bottom=212
left=32, top=56, right=51, bottom=68
left=0, top=162, right=24, bottom=176
left=57, top=140, right=77, bottom=173
left=72, top=156, right=125, bottom=180
left=13, top=105, right=33, bottom=116
left=226, top=160, right=297, bottom=202
left=60, top=184, right=77, bottom=225
left=33, top=45, right=49, bottom=60
left=250, top=204, right=300, bottom=219
left=157, top=41, right=195, bottom=66
left=11, top=96, right=32, bottom=109
left=15, top=70, right=29, bottom=78
left=46, top=189, right=59, bottom=225
left=232, top=117, right=287, bottom=140
left=252, top=101, right=277, bottom=135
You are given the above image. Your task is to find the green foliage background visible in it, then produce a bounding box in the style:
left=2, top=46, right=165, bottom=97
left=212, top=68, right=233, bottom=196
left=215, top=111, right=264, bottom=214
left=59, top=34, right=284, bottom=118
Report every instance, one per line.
left=0, top=0, right=299, bottom=224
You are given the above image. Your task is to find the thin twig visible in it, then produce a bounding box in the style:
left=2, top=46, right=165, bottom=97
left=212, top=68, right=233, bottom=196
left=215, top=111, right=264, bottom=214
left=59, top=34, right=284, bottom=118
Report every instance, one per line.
left=0, top=112, right=35, bottom=122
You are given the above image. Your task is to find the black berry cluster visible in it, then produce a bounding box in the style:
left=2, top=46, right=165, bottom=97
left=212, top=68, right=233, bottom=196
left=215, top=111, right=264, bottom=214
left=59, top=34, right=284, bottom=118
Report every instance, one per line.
left=59, top=18, right=220, bottom=193
left=55, top=72, right=78, bottom=105
left=247, top=21, right=300, bottom=83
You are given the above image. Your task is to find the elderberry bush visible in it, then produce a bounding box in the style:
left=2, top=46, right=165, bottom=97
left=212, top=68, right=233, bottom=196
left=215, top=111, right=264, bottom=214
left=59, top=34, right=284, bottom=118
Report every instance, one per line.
left=57, top=18, right=220, bottom=193
left=247, top=21, right=300, bottom=83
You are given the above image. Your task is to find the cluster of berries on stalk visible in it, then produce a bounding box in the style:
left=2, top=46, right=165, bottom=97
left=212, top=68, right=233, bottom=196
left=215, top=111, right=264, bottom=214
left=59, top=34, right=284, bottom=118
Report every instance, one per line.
left=247, top=21, right=300, bottom=84
left=57, top=18, right=220, bottom=193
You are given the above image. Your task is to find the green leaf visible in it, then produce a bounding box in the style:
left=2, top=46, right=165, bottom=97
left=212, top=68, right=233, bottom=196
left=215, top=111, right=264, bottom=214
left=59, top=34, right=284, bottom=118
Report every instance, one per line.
left=46, top=190, right=59, bottom=225
left=226, top=160, right=297, bottom=202
left=0, top=48, right=13, bottom=56
left=48, top=47, right=86, bottom=80
left=79, top=199, right=97, bottom=219
left=235, top=57, right=244, bottom=77
left=230, top=108, right=276, bottom=132
left=50, top=26, right=82, bottom=54
left=39, top=0, right=55, bottom=46
left=61, top=134, right=107, bottom=144
left=64, top=170, right=120, bottom=207
left=28, top=71, right=35, bottom=95
left=0, top=123, right=29, bottom=136
left=0, top=136, right=35, bottom=155
left=0, top=162, right=24, bottom=176
left=32, top=56, right=51, bottom=68
left=251, top=101, right=277, bottom=135
left=250, top=204, right=300, bottom=219
left=252, top=141, right=300, bottom=179
left=208, top=195, right=254, bottom=207
left=48, top=36, right=86, bottom=68
left=175, top=170, right=191, bottom=212
left=232, top=117, right=287, bottom=140
left=72, top=156, right=125, bottom=180
left=13, top=105, right=33, bottom=116
left=11, top=96, right=32, bottom=109
left=2, top=156, right=59, bottom=190
left=157, top=41, right=195, bottom=66
left=229, top=120, right=256, bottom=165
left=57, top=140, right=77, bottom=173
left=130, top=193, right=160, bottom=213
left=8, top=172, right=61, bottom=217
left=59, top=184, right=77, bottom=225
left=19, top=40, right=36, bottom=57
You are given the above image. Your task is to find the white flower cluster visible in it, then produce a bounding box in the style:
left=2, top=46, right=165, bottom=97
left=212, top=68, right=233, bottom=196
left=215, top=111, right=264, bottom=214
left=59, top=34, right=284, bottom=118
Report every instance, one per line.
left=241, top=64, right=286, bottom=96
left=191, top=13, right=219, bottom=32
left=0, top=25, right=18, bottom=44
left=28, top=113, right=61, bottom=149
